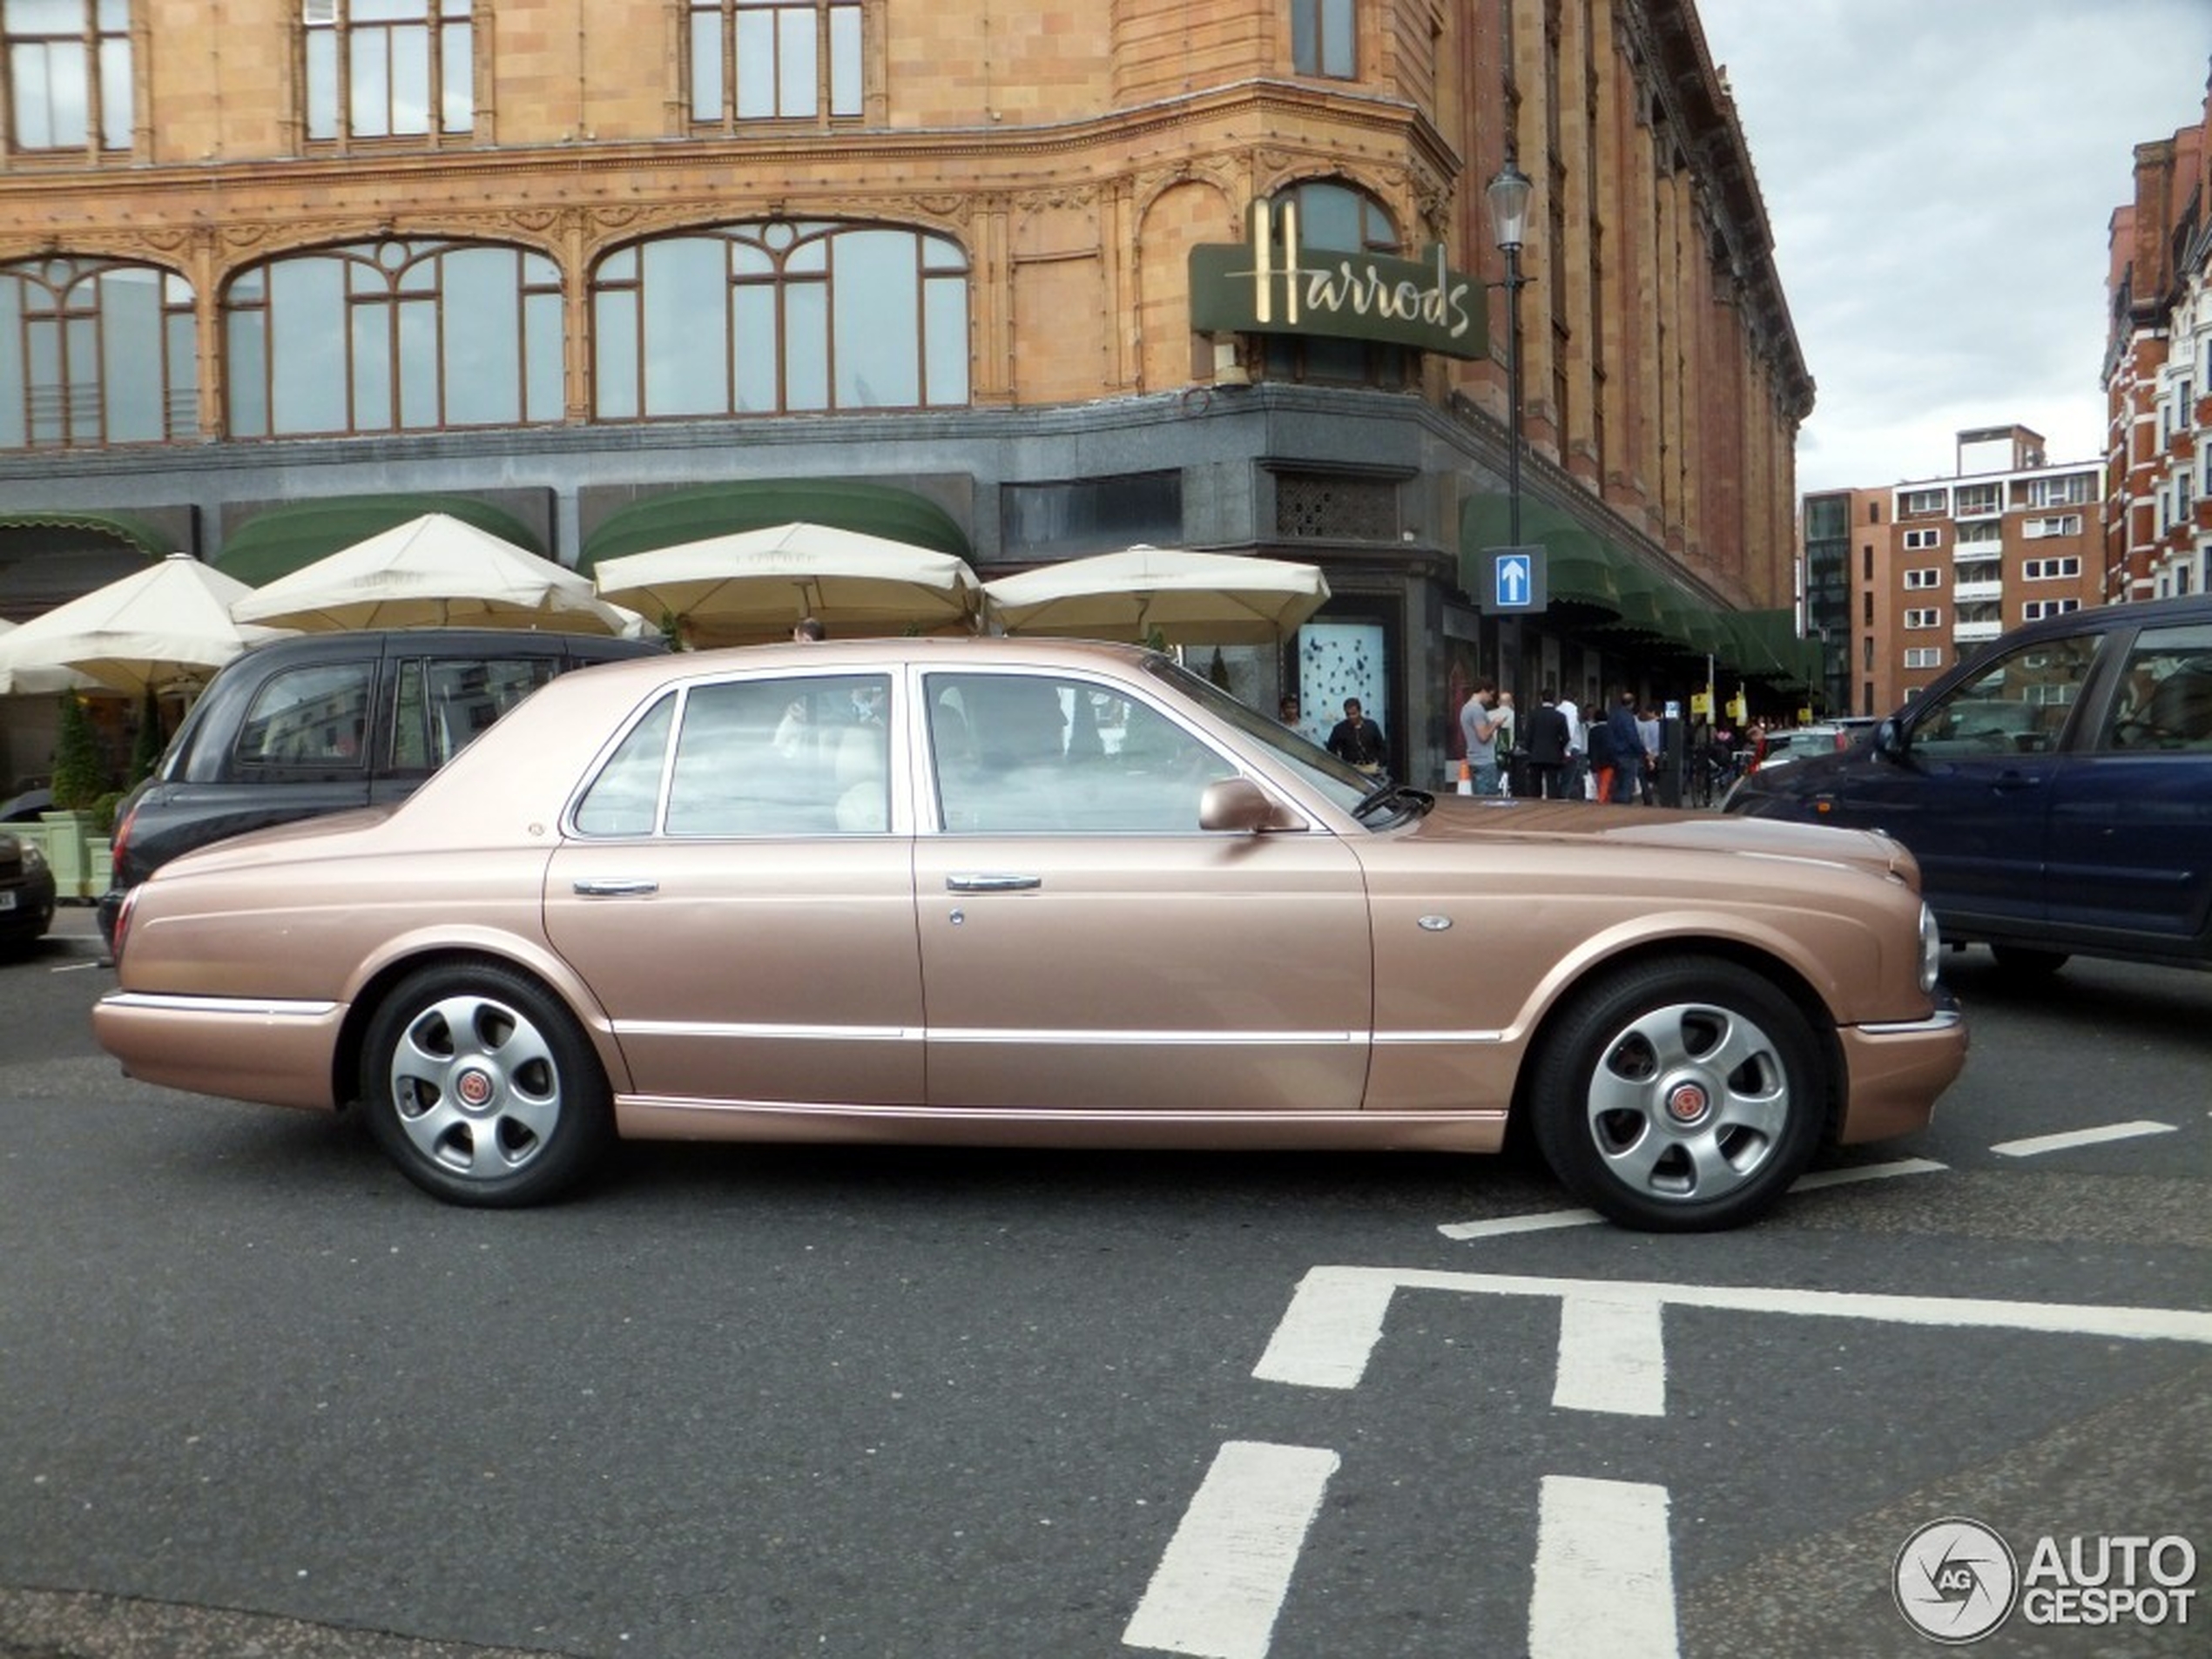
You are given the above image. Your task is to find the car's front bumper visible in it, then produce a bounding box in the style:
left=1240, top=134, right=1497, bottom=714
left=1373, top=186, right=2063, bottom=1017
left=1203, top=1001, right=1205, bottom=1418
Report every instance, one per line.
left=1833, top=986, right=1968, bottom=1143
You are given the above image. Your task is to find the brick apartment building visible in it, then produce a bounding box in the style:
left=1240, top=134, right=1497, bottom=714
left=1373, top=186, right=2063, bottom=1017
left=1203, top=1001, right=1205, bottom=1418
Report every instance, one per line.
left=1, top=0, right=1815, bottom=788
left=2107, top=67, right=2211, bottom=603
left=1803, top=426, right=2104, bottom=718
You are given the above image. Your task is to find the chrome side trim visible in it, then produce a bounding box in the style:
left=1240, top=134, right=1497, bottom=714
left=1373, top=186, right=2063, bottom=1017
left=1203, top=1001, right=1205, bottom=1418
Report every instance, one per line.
left=1857, top=1008, right=1966, bottom=1037
left=98, top=991, right=341, bottom=1018
left=615, top=1020, right=919, bottom=1042
left=609, top=1020, right=1508, bottom=1046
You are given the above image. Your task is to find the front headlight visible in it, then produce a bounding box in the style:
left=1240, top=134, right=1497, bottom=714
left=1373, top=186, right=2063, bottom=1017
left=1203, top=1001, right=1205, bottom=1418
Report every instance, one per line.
left=18, top=841, right=46, bottom=875
left=1918, top=900, right=1941, bottom=993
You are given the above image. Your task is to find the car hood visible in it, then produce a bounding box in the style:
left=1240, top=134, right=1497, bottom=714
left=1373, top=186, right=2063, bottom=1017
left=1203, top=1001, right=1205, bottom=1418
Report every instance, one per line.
left=1401, top=797, right=1917, bottom=884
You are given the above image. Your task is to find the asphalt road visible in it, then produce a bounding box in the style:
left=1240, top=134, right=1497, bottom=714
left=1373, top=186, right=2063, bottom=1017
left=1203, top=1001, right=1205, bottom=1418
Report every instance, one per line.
left=2, top=913, right=2208, bottom=1658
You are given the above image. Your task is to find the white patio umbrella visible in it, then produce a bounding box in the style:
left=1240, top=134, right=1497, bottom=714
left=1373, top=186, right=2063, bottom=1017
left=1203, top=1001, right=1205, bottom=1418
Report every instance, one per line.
left=0, top=619, right=98, bottom=695
left=591, top=521, right=983, bottom=646
left=983, top=547, right=1331, bottom=645
left=0, top=553, right=287, bottom=697
left=230, top=512, right=637, bottom=636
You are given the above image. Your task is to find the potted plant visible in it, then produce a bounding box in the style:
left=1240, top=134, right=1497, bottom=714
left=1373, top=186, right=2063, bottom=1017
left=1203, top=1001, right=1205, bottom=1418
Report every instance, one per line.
left=42, top=695, right=112, bottom=899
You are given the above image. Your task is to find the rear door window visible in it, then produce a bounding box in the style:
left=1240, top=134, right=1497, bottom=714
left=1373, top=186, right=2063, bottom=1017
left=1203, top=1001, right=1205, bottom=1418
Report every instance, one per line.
left=393, top=655, right=563, bottom=773
left=233, top=661, right=374, bottom=772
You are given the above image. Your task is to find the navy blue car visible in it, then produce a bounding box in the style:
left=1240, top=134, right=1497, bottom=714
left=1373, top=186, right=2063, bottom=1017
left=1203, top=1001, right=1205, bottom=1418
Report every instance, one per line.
left=1725, top=597, right=2212, bottom=975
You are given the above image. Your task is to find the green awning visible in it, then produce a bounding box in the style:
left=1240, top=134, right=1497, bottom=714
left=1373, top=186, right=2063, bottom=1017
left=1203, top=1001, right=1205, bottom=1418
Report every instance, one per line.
left=215, top=495, right=544, bottom=588
left=0, top=509, right=172, bottom=557
left=1723, top=609, right=1820, bottom=688
left=580, top=481, right=971, bottom=573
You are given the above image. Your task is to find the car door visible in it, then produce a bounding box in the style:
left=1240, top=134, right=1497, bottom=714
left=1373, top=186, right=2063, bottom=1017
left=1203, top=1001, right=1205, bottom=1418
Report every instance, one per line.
left=1836, top=629, right=2103, bottom=934
left=2045, top=620, right=2212, bottom=952
left=544, top=671, right=926, bottom=1109
left=910, top=668, right=1372, bottom=1114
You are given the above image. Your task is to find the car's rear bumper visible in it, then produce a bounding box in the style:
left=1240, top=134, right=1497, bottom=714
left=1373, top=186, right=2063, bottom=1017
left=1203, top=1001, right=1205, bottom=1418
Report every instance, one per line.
left=1834, top=989, right=1968, bottom=1143
left=92, top=990, right=344, bottom=1110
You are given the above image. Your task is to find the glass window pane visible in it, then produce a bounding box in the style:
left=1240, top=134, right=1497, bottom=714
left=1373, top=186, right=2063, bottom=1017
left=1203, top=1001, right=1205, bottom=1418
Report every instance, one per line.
left=667, top=675, right=889, bottom=837
left=923, top=276, right=968, bottom=405
left=236, top=663, right=374, bottom=770
left=1322, top=0, right=1353, bottom=76
left=640, top=239, right=728, bottom=415
left=784, top=280, right=826, bottom=410
left=97, top=267, right=164, bottom=442
left=0, top=278, right=24, bottom=448
left=732, top=283, right=776, bottom=411
left=690, top=11, right=722, bottom=119
left=440, top=19, right=471, bottom=131
left=441, top=252, right=520, bottom=425
left=832, top=231, right=916, bottom=408
left=267, top=260, right=348, bottom=433
left=351, top=300, right=393, bottom=430
left=591, top=287, right=638, bottom=418
left=575, top=694, right=675, bottom=836
left=777, top=10, right=815, bottom=115
left=34, top=42, right=87, bottom=145
left=350, top=32, right=391, bottom=136
left=389, top=24, right=429, bottom=133
left=306, top=31, right=337, bottom=138
left=396, top=294, right=438, bottom=426
left=225, top=305, right=268, bottom=436
left=524, top=289, right=563, bottom=421
left=734, top=11, right=773, bottom=118
left=828, top=4, right=860, bottom=115
left=64, top=314, right=98, bottom=442
left=98, top=36, right=131, bottom=148
left=165, top=307, right=197, bottom=437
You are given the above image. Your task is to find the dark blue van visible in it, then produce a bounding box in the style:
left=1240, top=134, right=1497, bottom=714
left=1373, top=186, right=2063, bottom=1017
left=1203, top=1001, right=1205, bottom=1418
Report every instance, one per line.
left=1725, top=596, right=2212, bottom=974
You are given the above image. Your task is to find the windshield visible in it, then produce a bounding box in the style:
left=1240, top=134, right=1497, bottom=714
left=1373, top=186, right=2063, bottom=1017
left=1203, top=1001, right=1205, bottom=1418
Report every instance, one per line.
left=1141, top=656, right=1379, bottom=815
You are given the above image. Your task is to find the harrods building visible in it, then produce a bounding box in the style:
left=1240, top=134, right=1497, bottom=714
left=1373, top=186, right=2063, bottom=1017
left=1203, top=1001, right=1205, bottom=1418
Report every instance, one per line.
left=0, top=0, right=1813, bottom=785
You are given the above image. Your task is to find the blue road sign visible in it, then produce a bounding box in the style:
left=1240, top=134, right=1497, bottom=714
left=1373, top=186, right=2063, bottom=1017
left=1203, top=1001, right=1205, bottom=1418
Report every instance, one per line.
left=1479, top=544, right=1548, bottom=615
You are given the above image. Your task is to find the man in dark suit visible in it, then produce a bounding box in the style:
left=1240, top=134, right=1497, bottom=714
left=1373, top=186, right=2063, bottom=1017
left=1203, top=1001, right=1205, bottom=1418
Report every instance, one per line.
left=1525, top=685, right=1573, bottom=799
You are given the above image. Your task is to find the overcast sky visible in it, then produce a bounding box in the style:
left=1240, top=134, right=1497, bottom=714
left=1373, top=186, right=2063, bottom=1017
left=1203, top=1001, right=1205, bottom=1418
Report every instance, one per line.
left=1694, top=0, right=2211, bottom=495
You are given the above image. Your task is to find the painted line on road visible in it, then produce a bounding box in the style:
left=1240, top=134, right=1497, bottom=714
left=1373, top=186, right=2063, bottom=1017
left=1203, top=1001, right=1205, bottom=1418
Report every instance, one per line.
left=1529, top=1477, right=1678, bottom=1658
left=1253, top=1267, right=2212, bottom=1394
left=1123, top=1441, right=1339, bottom=1659
left=1435, top=1157, right=1947, bottom=1241
left=1554, top=1291, right=1667, bottom=1417
left=1992, top=1121, right=2178, bottom=1158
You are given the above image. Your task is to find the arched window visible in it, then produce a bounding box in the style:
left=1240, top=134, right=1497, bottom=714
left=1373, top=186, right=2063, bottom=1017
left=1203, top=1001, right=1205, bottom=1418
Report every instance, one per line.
left=590, top=220, right=968, bottom=419
left=223, top=239, right=562, bottom=437
left=1260, top=179, right=1410, bottom=388
left=0, top=257, right=195, bottom=449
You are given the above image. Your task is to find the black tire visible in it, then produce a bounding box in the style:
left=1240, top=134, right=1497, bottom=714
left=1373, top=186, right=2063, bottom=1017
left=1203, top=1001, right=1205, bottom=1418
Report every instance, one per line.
left=1528, top=957, right=1825, bottom=1231
left=361, top=962, right=612, bottom=1207
left=1988, top=944, right=2069, bottom=979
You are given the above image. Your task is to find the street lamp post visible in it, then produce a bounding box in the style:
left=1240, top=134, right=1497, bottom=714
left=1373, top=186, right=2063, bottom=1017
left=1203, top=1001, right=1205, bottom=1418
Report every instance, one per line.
left=1485, top=159, right=1532, bottom=545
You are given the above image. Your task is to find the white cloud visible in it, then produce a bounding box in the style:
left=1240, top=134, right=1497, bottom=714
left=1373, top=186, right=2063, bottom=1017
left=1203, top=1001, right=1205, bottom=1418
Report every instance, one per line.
left=1696, top=0, right=2212, bottom=492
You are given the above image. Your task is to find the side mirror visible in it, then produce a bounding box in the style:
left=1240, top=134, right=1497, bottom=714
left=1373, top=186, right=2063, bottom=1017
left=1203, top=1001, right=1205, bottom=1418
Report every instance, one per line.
left=1871, top=716, right=1905, bottom=762
left=1200, top=776, right=1293, bottom=833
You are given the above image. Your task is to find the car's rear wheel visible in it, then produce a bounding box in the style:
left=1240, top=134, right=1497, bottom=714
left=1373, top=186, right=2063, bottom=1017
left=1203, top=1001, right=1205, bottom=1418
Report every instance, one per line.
left=361, top=963, right=611, bottom=1207
left=1529, top=957, right=1824, bottom=1231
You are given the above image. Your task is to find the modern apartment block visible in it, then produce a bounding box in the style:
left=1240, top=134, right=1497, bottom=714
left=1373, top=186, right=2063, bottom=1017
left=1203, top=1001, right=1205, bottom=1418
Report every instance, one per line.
left=0, top=1, right=1814, bottom=788
left=1804, top=427, right=2104, bottom=718
left=2107, top=70, right=2211, bottom=603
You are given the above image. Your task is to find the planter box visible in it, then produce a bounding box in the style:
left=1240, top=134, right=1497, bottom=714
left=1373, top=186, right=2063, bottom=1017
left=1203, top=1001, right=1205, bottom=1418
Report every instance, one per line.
left=36, top=810, right=102, bottom=900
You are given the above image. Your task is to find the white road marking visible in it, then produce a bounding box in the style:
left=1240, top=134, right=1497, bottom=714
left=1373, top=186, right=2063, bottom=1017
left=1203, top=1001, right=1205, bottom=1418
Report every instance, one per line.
left=1554, top=1292, right=1666, bottom=1416
left=1123, top=1441, right=1339, bottom=1659
left=1434, top=1157, right=1946, bottom=1240
left=1992, top=1121, right=2178, bottom=1157
left=1254, top=1267, right=2212, bottom=1393
left=1529, top=1477, right=1678, bottom=1658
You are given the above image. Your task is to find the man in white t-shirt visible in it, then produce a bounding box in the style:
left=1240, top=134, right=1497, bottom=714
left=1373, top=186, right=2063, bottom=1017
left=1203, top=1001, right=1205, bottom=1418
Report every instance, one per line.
left=1558, top=690, right=1586, bottom=801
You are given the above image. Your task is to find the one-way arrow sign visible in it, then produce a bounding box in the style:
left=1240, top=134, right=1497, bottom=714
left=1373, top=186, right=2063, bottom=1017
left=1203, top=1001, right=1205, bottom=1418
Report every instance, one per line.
left=1480, top=544, right=1548, bottom=615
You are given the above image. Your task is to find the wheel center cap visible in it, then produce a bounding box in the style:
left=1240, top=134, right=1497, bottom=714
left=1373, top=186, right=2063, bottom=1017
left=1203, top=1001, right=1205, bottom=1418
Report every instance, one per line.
left=455, top=1068, right=496, bottom=1109
left=1665, top=1081, right=1710, bottom=1124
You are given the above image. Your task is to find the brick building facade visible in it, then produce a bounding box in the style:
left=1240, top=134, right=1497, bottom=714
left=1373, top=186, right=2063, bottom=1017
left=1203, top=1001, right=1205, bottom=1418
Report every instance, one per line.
left=2, top=0, right=1812, bottom=789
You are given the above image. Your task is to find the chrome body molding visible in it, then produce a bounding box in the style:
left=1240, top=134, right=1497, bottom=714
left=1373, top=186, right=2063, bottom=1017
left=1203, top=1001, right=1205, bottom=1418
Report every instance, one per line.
left=609, top=1020, right=1508, bottom=1047
left=99, top=990, right=341, bottom=1019
left=1856, top=1008, right=1965, bottom=1037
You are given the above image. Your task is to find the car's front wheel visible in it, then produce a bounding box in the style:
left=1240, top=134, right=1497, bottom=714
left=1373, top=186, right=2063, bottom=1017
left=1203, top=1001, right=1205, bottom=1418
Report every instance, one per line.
left=1528, top=957, right=1825, bottom=1231
left=361, top=963, right=612, bottom=1207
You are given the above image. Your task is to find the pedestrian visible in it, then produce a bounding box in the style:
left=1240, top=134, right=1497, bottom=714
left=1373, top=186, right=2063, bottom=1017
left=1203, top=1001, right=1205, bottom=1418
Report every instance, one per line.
left=1526, top=685, right=1572, bottom=799
left=792, top=617, right=826, bottom=642
left=1588, top=711, right=1617, bottom=801
left=1606, top=690, right=1646, bottom=806
left=1456, top=678, right=1508, bottom=796
left=1558, top=685, right=1587, bottom=800
left=1636, top=704, right=1662, bottom=805
left=1326, top=697, right=1387, bottom=776
left=1278, top=692, right=1302, bottom=728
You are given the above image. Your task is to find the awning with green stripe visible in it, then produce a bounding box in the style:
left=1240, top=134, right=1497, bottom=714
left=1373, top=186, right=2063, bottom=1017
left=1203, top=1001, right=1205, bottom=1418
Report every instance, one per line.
left=579, top=481, right=971, bottom=573
left=0, top=509, right=172, bottom=557
left=215, top=495, right=545, bottom=588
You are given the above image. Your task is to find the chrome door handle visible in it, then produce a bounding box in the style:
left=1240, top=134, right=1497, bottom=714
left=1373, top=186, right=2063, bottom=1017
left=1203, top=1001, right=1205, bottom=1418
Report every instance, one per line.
left=945, top=873, right=1042, bottom=893
left=571, top=878, right=660, bottom=896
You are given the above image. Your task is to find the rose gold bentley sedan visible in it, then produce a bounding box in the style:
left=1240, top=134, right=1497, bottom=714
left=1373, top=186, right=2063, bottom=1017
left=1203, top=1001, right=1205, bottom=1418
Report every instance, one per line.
left=94, top=638, right=1966, bottom=1230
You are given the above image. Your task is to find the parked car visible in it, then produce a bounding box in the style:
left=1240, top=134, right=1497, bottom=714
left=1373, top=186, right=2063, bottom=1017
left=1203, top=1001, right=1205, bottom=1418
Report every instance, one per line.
left=1725, top=596, right=2212, bottom=974
left=1742, top=718, right=1880, bottom=779
left=1, top=783, right=52, bottom=822
left=95, top=637, right=1966, bottom=1230
left=98, top=627, right=662, bottom=950
left=0, top=828, right=56, bottom=950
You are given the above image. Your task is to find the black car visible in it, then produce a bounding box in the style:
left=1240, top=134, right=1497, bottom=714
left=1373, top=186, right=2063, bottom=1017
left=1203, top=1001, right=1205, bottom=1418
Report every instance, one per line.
left=1726, top=596, right=2212, bottom=974
left=0, top=827, right=57, bottom=950
left=98, top=627, right=661, bottom=950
